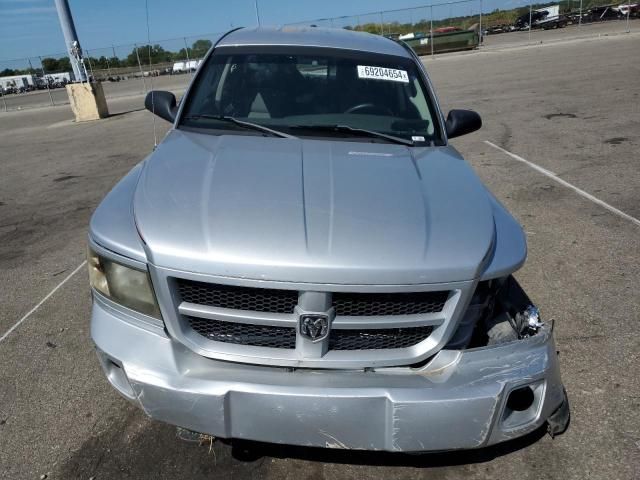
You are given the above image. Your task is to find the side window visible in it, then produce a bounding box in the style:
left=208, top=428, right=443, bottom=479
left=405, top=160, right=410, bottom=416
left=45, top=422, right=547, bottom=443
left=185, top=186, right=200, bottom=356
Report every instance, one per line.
left=185, top=56, right=228, bottom=115
left=295, top=57, right=328, bottom=79
left=407, top=76, right=434, bottom=134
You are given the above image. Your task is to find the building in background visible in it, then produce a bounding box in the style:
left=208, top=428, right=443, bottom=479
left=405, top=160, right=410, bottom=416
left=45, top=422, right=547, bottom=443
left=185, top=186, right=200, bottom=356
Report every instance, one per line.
left=1, top=72, right=72, bottom=93
left=0, top=74, right=36, bottom=91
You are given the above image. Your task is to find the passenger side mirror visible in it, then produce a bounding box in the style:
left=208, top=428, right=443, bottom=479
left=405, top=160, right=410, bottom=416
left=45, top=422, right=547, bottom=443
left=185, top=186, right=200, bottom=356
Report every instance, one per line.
left=145, top=90, right=177, bottom=123
left=445, top=109, right=482, bottom=139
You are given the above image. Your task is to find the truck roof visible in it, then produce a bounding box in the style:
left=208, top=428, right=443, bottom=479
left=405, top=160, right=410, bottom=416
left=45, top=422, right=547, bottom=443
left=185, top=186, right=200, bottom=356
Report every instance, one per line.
left=217, top=26, right=412, bottom=58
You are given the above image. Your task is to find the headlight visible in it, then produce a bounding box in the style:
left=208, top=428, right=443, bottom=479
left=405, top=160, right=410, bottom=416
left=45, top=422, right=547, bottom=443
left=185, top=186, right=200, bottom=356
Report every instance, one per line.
left=88, top=248, right=162, bottom=319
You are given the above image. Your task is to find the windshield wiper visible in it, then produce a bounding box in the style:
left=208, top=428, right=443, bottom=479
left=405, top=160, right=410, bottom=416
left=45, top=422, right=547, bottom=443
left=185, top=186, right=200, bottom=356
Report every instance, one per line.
left=182, top=114, right=297, bottom=139
left=289, top=124, right=414, bottom=146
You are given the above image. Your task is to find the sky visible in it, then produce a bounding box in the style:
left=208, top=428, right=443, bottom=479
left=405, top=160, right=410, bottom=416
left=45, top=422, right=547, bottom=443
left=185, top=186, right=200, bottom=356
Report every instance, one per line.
left=0, top=0, right=524, bottom=64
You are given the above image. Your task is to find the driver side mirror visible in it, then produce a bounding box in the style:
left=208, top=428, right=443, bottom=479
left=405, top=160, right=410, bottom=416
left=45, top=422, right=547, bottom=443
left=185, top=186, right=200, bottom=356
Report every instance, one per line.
left=445, top=109, right=482, bottom=139
left=145, top=90, right=177, bottom=123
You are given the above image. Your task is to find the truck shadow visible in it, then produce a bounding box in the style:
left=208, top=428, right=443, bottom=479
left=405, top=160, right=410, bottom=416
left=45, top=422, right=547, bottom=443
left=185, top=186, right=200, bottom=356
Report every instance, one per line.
left=227, top=425, right=548, bottom=467
left=56, top=403, right=549, bottom=479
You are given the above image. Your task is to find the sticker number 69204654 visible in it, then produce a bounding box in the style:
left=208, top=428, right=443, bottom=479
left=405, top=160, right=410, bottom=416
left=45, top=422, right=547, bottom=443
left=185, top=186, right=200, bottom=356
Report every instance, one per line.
left=357, top=65, right=410, bottom=83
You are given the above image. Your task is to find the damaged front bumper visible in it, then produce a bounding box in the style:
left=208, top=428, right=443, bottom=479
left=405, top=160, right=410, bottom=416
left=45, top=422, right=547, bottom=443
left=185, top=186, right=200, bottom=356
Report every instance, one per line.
left=91, top=296, right=568, bottom=452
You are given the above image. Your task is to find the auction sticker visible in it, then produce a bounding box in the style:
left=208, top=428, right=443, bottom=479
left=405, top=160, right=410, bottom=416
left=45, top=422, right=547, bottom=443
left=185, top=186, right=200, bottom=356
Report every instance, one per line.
left=357, top=65, right=409, bottom=83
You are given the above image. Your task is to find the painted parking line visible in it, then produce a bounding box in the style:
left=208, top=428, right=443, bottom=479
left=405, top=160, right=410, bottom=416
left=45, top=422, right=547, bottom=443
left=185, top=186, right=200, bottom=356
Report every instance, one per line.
left=0, top=260, right=87, bottom=344
left=485, top=140, right=640, bottom=228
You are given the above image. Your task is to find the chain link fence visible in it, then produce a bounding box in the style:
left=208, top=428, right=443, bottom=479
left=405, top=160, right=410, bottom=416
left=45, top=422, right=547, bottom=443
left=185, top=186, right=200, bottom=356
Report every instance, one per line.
left=0, top=33, right=224, bottom=112
left=1, top=1, right=637, bottom=112
left=0, top=54, right=68, bottom=111
left=287, top=0, right=637, bottom=50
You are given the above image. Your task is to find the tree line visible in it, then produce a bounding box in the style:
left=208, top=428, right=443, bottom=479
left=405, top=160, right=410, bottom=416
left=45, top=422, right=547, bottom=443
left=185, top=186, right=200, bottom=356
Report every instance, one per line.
left=1, top=39, right=212, bottom=76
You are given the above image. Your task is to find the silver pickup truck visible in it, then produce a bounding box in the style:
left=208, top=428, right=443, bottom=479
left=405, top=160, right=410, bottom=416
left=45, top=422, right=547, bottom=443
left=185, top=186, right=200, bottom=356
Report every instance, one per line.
left=87, top=26, right=569, bottom=452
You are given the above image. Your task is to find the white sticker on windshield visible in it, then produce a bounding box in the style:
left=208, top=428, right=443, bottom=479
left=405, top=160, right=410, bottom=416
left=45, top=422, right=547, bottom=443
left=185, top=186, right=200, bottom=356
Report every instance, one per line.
left=357, top=65, right=409, bottom=83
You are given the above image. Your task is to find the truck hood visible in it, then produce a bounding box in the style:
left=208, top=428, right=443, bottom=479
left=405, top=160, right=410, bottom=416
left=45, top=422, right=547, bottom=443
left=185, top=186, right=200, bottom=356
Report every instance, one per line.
left=134, top=130, right=496, bottom=285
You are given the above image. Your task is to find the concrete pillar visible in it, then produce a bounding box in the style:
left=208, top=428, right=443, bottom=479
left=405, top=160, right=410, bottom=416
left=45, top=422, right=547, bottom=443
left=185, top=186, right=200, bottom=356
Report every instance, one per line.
left=66, top=82, right=109, bottom=121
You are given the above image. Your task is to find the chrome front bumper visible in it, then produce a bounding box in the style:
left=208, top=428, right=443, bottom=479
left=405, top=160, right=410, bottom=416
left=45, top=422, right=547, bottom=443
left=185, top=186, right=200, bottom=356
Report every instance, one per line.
left=91, top=297, right=567, bottom=452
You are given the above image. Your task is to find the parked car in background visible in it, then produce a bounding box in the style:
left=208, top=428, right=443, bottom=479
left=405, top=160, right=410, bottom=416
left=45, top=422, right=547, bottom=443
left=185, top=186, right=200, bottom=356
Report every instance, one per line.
left=620, top=3, right=640, bottom=17
left=483, top=24, right=513, bottom=35
left=587, top=4, right=625, bottom=21
left=514, top=5, right=568, bottom=29
left=171, top=61, right=186, bottom=74
left=172, top=60, right=202, bottom=74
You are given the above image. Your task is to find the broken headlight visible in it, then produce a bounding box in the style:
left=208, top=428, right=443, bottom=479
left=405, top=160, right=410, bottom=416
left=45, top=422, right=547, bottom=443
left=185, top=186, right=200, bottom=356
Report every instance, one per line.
left=88, top=248, right=162, bottom=319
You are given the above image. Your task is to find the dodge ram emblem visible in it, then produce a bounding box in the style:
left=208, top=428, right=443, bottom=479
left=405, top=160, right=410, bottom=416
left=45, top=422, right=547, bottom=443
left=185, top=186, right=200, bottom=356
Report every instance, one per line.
left=299, top=314, right=329, bottom=342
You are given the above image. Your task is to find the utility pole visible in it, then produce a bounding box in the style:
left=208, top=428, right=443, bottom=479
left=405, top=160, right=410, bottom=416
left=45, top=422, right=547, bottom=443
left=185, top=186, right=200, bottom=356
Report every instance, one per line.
left=479, top=0, right=483, bottom=45
left=34, top=57, right=54, bottom=106
left=254, top=0, right=261, bottom=26
left=430, top=6, right=434, bottom=56
left=0, top=87, right=6, bottom=112
left=579, top=0, right=583, bottom=25
left=183, top=37, right=194, bottom=79
left=528, top=2, right=533, bottom=43
left=54, top=0, right=87, bottom=82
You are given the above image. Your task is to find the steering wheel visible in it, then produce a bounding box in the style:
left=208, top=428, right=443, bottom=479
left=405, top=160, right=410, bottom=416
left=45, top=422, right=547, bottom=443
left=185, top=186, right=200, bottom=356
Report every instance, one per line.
left=344, top=103, right=394, bottom=116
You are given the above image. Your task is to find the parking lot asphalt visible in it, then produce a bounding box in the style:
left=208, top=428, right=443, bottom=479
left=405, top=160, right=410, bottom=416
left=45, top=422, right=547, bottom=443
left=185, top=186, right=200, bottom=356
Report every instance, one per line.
left=0, top=32, right=639, bottom=479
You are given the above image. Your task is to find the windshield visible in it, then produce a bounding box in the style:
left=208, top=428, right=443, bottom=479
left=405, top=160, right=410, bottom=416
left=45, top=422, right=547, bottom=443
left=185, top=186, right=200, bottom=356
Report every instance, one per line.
left=180, top=46, right=442, bottom=144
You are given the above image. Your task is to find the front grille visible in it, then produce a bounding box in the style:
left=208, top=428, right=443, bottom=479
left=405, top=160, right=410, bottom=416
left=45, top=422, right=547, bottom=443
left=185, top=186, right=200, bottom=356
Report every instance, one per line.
left=187, top=316, right=296, bottom=349
left=187, top=316, right=433, bottom=351
left=332, top=291, right=448, bottom=316
left=176, top=279, right=298, bottom=314
left=175, top=277, right=449, bottom=361
left=329, top=326, right=434, bottom=350
left=176, top=278, right=448, bottom=317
